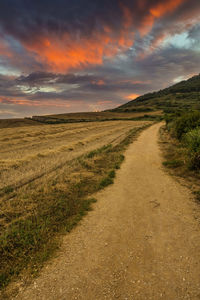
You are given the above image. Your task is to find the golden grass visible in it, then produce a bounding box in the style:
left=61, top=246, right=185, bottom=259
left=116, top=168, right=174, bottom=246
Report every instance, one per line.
left=0, top=121, right=150, bottom=190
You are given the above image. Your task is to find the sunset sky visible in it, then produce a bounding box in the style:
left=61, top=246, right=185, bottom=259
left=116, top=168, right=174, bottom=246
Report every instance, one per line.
left=0, top=0, right=200, bottom=118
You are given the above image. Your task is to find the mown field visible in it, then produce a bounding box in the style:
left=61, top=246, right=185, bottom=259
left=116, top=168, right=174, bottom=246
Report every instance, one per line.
left=0, top=120, right=149, bottom=191
left=0, top=119, right=152, bottom=292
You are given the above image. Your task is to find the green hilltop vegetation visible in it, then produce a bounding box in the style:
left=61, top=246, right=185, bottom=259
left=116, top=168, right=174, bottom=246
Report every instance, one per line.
left=113, top=73, right=200, bottom=114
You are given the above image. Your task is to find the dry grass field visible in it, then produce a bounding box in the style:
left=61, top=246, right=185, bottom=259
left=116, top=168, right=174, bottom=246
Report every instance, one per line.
left=0, top=119, right=152, bottom=291
left=0, top=121, right=150, bottom=191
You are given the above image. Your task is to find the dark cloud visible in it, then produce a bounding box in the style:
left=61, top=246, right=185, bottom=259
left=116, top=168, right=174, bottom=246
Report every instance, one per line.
left=187, top=24, right=200, bottom=49
left=1, top=0, right=199, bottom=72
left=0, top=0, right=199, bottom=117
left=16, top=72, right=103, bottom=87
left=0, top=0, right=198, bottom=38
left=17, top=72, right=58, bottom=85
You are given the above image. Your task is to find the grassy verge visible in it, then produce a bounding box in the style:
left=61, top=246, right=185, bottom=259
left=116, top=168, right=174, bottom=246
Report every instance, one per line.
left=160, top=126, right=186, bottom=174
left=161, top=111, right=200, bottom=172
left=159, top=123, right=200, bottom=202
left=0, top=123, right=151, bottom=292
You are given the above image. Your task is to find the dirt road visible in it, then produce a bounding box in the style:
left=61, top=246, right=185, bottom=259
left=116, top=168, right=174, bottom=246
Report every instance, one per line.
left=14, top=123, right=200, bottom=300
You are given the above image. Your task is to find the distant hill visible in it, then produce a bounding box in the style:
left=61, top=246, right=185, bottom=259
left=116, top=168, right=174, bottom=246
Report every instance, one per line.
left=29, top=110, right=162, bottom=124
left=0, top=118, right=45, bottom=129
left=113, top=74, right=200, bottom=114
left=0, top=110, right=162, bottom=128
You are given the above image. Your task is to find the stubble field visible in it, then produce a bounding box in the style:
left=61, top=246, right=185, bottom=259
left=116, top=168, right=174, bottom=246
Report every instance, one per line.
left=0, top=120, right=150, bottom=191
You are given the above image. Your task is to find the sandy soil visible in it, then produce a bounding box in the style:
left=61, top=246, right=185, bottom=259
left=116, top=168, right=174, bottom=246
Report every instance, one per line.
left=13, top=123, right=200, bottom=300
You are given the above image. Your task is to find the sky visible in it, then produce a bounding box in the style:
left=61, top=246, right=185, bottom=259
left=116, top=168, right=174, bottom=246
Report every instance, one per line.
left=0, top=0, right=200, bottom=118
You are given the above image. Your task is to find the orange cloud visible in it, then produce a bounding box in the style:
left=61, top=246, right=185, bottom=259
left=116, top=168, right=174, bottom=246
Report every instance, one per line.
left=20, top=3, right=139, bottom=73
left=139, top=0, right=186, bottom=36
left=120, top=3, right=133, bottom=30
left=91, top=79, right=105, bottom=86
left=125, top=93, right=140, bottom=100
left=23, top=25, right=134, bottom=73
left=118, top=3, right=135, bottom=47
left=12, top=0, right=187, bottom=72
left=150, top=0, right=185, bottom=18
left=138, top=14, right=155, bottom=36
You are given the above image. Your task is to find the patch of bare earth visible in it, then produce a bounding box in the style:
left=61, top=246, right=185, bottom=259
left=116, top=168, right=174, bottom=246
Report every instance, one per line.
left=10, top=123, right=200, bottom=299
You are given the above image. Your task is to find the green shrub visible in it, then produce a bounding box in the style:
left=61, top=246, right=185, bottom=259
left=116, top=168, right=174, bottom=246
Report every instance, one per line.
left=193, top=190, right=200, bottom=202
left=99, top=177, right=113, bottom=188
left=173, top=111, right=200, bottom=139
left=184, top=128, right=200, bottom=169
left=162, top=159, right=184, bottom=168
left=2, top=186, right=14, bottom=194
left=188, top=153, right=200, bottom=170
left=108, top=170, right=116, bottom=178
left=99, top=170, right=116, bottom=188
left=184, top=128, right=200, bottom=152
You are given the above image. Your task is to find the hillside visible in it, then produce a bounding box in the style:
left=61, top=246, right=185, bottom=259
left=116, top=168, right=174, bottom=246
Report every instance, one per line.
left=113, top=74, right=200, bottom=113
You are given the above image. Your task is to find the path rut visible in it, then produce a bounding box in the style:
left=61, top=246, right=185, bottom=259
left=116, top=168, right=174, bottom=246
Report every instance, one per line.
left=13, top=123, right=200, bottom=300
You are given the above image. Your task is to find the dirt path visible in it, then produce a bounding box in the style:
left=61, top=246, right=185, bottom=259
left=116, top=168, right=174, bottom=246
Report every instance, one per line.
left=13, top=123, right=200, bottom=300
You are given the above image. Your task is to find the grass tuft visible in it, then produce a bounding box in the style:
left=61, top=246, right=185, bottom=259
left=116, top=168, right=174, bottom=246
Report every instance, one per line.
left=99, top=176, right=114, bottom=189
left=193, top=191, right=200, bottom=202
left=108, top=170, right=116, bottom=179
left=1, top=186, right=14, bottom=194
left=162, top=159, right=184, bottom=168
